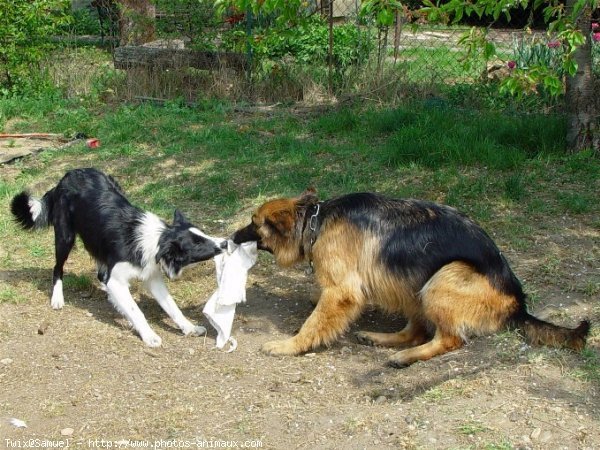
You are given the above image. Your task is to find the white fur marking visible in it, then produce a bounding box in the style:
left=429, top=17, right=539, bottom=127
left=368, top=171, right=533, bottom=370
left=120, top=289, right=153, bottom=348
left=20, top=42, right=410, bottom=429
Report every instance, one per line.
left=135, top=213, right=165, bottom=280
left=50, top=280, right=64, bottom=309
left=28, top=198, right=42, bottom=222
left=189, top=227, right=225, bottom=247
left=143, top=275, right=206, bottom=336
left=107, top=262, right=162, bottom=347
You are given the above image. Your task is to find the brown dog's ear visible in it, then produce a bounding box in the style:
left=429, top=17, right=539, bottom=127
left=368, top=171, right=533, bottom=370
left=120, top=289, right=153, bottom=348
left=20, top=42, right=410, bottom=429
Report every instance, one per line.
left=296, top=187, right=318, bottom=208
left=267, top=209, right=295, bottom=237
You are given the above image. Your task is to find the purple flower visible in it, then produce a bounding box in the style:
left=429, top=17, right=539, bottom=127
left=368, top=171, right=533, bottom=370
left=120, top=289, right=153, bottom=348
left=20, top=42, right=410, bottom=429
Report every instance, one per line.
left=547, top=40, right=560, bottom=48
left=592, top=22, right=599, bottom=31
left=507, top=60, right=516, bottom=69
left=593, top=32, right=600, bottom=43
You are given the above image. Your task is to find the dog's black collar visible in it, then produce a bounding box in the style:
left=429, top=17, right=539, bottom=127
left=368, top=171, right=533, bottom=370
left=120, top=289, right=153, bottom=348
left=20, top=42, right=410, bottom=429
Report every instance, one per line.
left=301, top=201, right=323, bottom=272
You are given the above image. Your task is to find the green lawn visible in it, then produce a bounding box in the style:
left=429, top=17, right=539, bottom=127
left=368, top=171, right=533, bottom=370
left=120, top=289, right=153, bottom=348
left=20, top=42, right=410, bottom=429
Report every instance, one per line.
left=1, top=97, right=597, bottom=221
left=1, top=97, right=598, bottom=253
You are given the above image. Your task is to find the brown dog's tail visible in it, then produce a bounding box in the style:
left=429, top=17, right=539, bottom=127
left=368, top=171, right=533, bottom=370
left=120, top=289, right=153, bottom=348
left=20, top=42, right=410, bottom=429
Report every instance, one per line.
left=512, top=311, right=590, bottom=351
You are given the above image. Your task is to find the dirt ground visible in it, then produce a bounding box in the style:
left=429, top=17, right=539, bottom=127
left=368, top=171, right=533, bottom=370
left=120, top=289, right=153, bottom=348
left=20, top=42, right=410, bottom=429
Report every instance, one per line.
left=1, top=175, right=599, bottom=450
left=0, top=244, right=598, bottom=450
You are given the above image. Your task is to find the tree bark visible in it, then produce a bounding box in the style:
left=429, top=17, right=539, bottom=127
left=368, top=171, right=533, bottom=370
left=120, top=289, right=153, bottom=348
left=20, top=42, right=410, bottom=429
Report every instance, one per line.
left=118, top=0, right=156, bottom=46
left=564, top=0, right=598, bottom=153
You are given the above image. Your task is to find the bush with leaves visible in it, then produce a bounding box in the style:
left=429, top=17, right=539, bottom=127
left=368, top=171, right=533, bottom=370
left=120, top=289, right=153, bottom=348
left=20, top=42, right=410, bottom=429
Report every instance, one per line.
left=223, top=16, right=374, bottom=71
left=62, top=7, right=102, bottom=36
left=0, top=0, right=70, bottom=95
left=421, top=0, right=597, bottom=96
left=592, top=21, right=600, bottom=76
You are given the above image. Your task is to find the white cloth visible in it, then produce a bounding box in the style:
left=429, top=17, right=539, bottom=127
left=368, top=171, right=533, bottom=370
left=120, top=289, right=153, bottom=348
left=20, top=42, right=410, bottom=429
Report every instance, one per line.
left=203, top=240, right=258, bottom=351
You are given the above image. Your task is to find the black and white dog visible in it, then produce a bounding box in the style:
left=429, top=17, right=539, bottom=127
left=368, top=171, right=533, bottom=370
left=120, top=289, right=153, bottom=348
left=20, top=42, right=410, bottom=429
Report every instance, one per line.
left=11, top=168, right=222, bottom=347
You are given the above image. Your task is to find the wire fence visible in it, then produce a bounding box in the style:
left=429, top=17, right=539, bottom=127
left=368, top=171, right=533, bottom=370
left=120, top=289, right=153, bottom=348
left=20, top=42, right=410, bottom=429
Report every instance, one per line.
left=69, top=0, right=600, bottom=104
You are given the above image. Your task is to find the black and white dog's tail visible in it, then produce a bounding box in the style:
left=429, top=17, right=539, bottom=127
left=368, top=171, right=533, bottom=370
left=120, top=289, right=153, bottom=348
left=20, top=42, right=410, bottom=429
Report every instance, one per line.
left=10, top=189, right=55, bottom=230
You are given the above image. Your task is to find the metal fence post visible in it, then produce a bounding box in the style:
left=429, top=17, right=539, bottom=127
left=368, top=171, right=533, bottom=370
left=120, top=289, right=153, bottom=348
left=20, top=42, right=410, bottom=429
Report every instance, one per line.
left=245, top=5, right=253, bottom=82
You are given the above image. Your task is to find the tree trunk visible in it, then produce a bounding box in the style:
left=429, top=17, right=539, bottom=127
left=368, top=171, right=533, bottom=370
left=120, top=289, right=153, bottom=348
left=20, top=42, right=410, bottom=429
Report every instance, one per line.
left=118, top=0, right=156, bottom=46
left=564, top=0, right=598, bottom=153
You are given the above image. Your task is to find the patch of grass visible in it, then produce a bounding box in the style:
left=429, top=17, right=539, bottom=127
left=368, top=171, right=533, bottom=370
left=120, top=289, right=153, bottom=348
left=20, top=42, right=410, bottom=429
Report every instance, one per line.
left=563, top=149, right=600, bottom=177
left=0, top=285, right=27, bottom=304
left=582, top=281, right=599, bottom=298
left=0, top=180, right=13, bottom=200
left=40, top=400, right=67, bottom=418
left=557, top=192, right=593, bottom=214
left=457, top=421, right=489, bottom=435
left=524, top=289, right=542, bottom=308
left=29, top=244, right=48, bottom=258
left=540, top=255, right=562, bottom=277
left=526, top=197, right=553, bottom=216
left=342, top=417, right=367, bottom=435
left=570, top=348, right=600, bottom=382
left=483, top=441, right=514, bottom=450
left=311, top=108, right=359, bottom=136
left=63, top=274, right=93, bottom=291
left=504, top=173, right=526, bottom=201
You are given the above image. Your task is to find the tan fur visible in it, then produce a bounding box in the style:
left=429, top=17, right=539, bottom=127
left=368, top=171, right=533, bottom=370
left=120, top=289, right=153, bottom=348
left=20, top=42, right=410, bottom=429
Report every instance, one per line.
left=252, top=198, right=304, bottom=267
left=420, top=261, right=520, bottom=338
left=356, top=320, right=429, bottom=348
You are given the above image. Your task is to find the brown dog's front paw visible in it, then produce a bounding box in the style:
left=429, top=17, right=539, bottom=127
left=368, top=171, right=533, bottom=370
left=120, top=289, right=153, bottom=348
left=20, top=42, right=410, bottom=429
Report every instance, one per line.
left=355, top=331, right=376, bottom=346
left=261, top=338, right=301, bottom=356
left=386, top=357, right=411, bottom=369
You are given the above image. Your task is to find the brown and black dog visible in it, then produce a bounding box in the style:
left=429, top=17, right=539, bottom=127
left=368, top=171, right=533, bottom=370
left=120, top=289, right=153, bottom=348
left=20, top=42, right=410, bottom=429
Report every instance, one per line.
left=232, top=190, right=589, bottom=367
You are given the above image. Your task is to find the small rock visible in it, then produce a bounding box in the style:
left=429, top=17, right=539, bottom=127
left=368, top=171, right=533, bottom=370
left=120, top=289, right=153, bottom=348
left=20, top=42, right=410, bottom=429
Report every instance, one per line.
left=61, top=428, right=74, bottom=436
left=530, top=428, right=541, bottom=440
left=290, top=374, right=303, bottom=383
left=340, top=346, right=352, bottom=355
left=305, top=353, right=316, bottom=358
left=38, top=322, right=49, bottom=335
left=509, top=412, right=520, bottom=422
left=188, top=348, right=195, bottom=355
left=1, top=358, right=13, bottom=365
left=81, top=292, right=91, bottom=299
left=540, top=430, right=553, bottom=442
left=9, top=418, right=27, bottom=428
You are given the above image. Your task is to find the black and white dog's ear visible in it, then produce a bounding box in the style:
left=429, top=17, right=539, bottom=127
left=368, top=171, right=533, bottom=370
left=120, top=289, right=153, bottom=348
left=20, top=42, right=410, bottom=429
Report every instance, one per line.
left=155, top=245, right=167, bottom=264
left=173, top=209, right=189, bottom=226
left=155, top=239, right=180, bottom=263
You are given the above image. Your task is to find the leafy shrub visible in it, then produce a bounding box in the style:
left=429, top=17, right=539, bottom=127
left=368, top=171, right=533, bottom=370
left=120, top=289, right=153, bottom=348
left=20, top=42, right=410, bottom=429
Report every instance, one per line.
left=511, top=35, right=565, bottom=76
left=0, top=0, right=70, bottom=95
left=224, top=17, right=374, bottom=71
left=62, top=7, right=102, bottom=36
left=592, top=34, right=600, bottom=77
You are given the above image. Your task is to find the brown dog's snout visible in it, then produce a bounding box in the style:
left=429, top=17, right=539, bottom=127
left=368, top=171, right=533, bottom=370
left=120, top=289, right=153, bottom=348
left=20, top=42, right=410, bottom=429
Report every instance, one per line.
left=232, top=223, right=260, bottom=245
